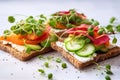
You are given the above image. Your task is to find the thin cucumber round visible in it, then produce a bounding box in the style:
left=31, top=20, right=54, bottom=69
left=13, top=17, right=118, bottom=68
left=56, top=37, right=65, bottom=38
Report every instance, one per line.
left=65, top=39, right=85, bottom=52
left=76, top=44, right=95, bottom=57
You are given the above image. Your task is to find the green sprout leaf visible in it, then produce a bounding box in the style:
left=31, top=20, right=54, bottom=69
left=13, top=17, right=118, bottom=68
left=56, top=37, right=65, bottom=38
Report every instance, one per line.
left=38, top=69, right=45, bottom=74
left=92, top=20, right=99, bottom=26
left=106, top=25, right=114, bottom=33
left=110, top=17, right=116, bottom=24
left=56, top=58, right=62, bottom=63
left=116, top=24, right=120, bottom=32
left=8, top=16, right=15, bottom=23
left=62, top=63, right=67, bottom=69
left=112, top=37, right=117, bottom=44
left=105, top=75, right=111, bottom=80
left=44, top=62, right=49, bottom=68
left=40, top=14, right=46, bottom=20
left=4, top=30, right=11, bottom=35
left=48, top=73, right=53, bottom=79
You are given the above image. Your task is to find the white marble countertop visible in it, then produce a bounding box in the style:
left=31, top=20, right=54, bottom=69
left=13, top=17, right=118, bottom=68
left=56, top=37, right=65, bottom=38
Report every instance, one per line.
left=0, top=0, right=120, bottom=80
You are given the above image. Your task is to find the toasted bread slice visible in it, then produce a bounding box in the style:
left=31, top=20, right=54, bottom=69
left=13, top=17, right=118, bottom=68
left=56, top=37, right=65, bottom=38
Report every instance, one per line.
left=51, top=41, right=120, bottom=69
left=0, top=42, right=53, bottom=61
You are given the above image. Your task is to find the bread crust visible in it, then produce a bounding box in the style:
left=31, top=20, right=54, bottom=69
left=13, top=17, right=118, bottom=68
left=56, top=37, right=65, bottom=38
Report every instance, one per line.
left=0, top=42, right=53, bottom=61
left=51, top=42, right=120, bottom=69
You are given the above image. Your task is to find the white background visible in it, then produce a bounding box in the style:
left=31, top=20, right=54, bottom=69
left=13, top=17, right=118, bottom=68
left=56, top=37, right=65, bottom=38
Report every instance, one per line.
left=0, top=0, right=120, bottom=80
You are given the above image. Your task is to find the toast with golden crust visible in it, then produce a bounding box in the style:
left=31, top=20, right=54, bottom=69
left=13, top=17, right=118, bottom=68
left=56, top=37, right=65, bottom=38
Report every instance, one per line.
left=0, top=42, right=53, bottom=61
left=51, top=41, right=120, bottom=69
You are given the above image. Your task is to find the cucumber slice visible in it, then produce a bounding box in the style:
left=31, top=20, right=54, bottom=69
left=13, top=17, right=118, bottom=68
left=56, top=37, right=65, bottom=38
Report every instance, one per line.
left=65, top=39, right=85, bottom=52
left=76, top=44, right=95, bottom=57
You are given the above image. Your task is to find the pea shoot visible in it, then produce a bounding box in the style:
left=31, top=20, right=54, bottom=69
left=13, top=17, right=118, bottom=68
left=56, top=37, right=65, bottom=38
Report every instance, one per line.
left=92, top=20, right=99, bottom=26
left=116, top=24, right=120, bottom=32
left=110, top=17, right=116, bottom=24
left=48, top=73, right=53, bottom=79
left=85, top=38, right=91, bottom=44
left=38, top=69, right=45, bottom=74
left=8, top=16, right=15, bottom=23
left=62, top=63, right=67, bottom=69
left=56, top=58, right=62, bottom=63
left=112, top=37, right=117, bottom=44
left=40, top=14, right=47, bottom=20
left=98, top=28, right=105, bottom=35
left=3, top=30, right=11, bottom=35
left=106, top=25, right=114, bottom=33
left=105, top=75, right=111, bottom=80
left=105, top=64, right=113, bottom=75
left=88, top=26, right=94, bottom=36
left=44, top=62, right=49, bottom=68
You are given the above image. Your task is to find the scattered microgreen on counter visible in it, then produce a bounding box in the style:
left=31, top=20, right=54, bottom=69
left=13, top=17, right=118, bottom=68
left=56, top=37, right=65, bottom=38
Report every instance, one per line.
left=94, top=62, right=113, bottom=80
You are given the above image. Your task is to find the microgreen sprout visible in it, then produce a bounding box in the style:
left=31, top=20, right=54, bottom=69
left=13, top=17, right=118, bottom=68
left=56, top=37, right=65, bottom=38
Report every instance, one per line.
left=105, top=75, right=111, bottom=80
left=48, top=73, right=53, bottom=79
left=8, top=16, right=15, bottom=23
left=38, top=69, right=45, bottom=74
left=44, top=62, right=49, bottom=68
left=61, top=63, right=67, bottom=69
left=56, top=58, right=62, bottom=63
left=110, top=17, right=116, bottom=24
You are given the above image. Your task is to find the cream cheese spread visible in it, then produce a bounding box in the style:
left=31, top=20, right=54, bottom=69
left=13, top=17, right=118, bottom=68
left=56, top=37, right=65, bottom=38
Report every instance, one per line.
left=2, top=41, right=26, bottom=52
left=56, top=41, right=97, bottom=63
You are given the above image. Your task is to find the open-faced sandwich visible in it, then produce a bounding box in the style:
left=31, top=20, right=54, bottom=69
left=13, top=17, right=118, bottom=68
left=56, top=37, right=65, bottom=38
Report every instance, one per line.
left=48, top=9, right=89, bottom=36
left=0, top=15, right=58, bottom=61
left=51, top=22, right=120, bottom=69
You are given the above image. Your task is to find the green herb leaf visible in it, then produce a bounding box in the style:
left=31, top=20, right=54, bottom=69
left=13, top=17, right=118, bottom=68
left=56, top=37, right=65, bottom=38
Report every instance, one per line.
left=88, top=26, right=94, bottom=36
left=38, top=69, right=45, bottom=74
left=112, top=37, right=117, bottom=44
left=48, top=73, right=53, bottom=79
left=4, top=30, right=11, bottom=35
left=105, top=64, right=111, bottom=69
left=92, top=20, right=99, bottom=26
left=110, top=17, right=116, bottom=23
left=66, top=23, right=73, bottom=28
left=8, top=16, right=15, bottom=23
left=105, top=64, right=113, bottom=75
left=13, top=29, right=20, bottom=34
left=105, top=75, right=111, bottom=80
left=44, top=62, right=49, bottom=68
left=81, top=19, right=92, bottom=25
left=106, top=25, right=114, bottom=33
left=98, top=28, right=105, bottom=35
left=56, top=58, right=62, bottom=63
left=85, top=38, right=91, bottom=44
left=106, top=70, right=113, bottom=75
left=116, top=24, right=120, bottom=32
left=36, top=30, right=42, bottom=36
left=49, top=19, right=57, bottom=27
left=62, top=63, right=67, bottom=69
left=40, top=14, right=46, bottom=20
